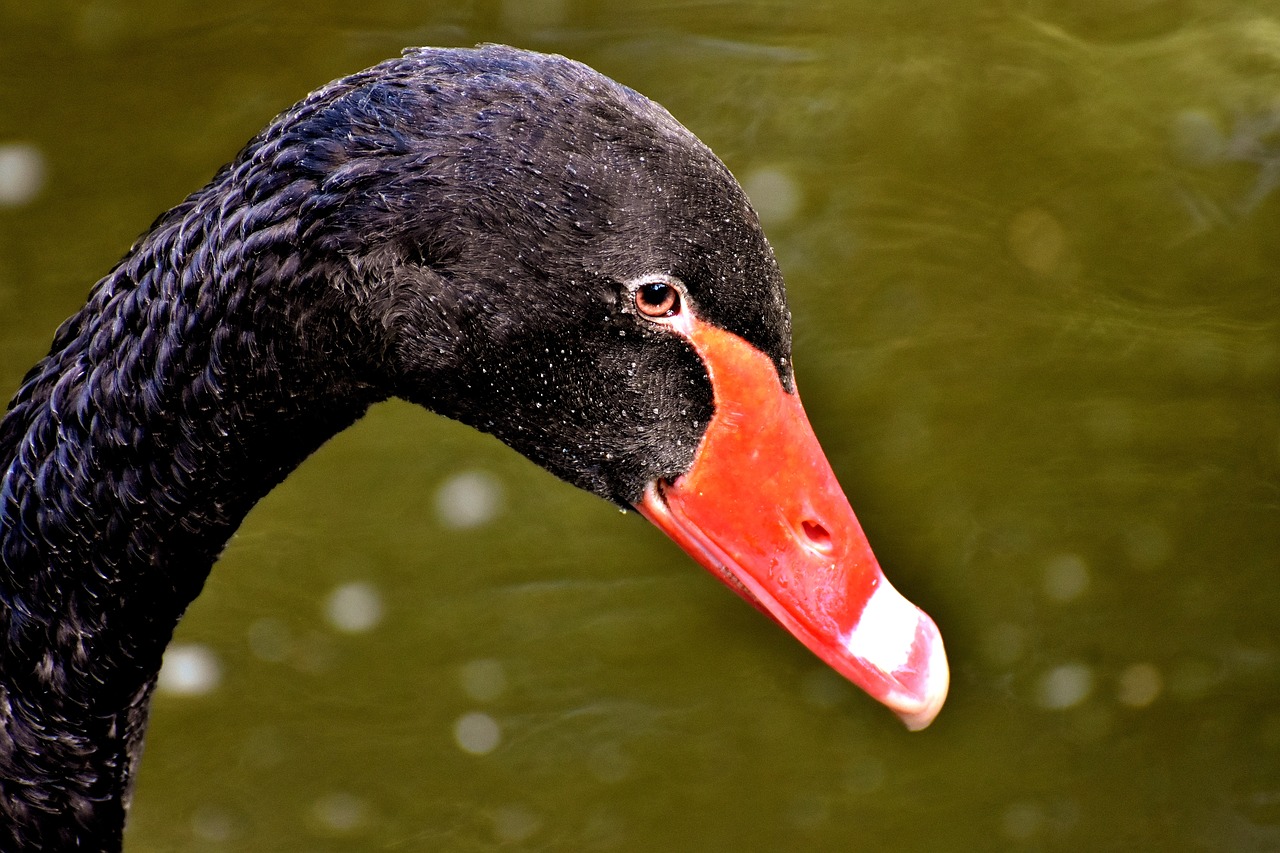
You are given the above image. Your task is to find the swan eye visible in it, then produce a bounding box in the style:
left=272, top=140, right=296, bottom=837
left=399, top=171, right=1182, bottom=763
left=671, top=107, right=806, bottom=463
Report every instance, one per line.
left=634, top=280, right=681, bottom=318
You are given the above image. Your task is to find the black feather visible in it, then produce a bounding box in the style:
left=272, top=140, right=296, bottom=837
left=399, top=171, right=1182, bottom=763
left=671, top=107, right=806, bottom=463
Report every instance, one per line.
left=0, top=45, right=790, bottom=849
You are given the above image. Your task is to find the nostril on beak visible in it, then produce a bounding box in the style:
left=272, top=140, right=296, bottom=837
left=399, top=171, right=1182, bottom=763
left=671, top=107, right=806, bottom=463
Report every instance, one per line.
left=800, top=519, right=834, bottom=555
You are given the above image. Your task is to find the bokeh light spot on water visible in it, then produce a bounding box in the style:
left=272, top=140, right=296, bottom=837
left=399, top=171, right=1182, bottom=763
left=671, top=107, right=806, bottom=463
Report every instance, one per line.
left=1042, top=553, right=1090, bottom=603
left=459, top=657, right=508, bottom=702
left=0, top=144, right=46, bottom=207
left=434, top=469, right=505, bottom=529
left=741, top=166, right=802, bottom=227
left=1172, top=109, right=1228, bottom=166
left=788, top=792, right=831, bottom=832
left=1001, top=800, right=1045, bottom=841
left=191, top=804, right=238, bottom=843
left=1036, top=662, right=1094, bottom=710
left=1116, top=662, right=1163, bottom=708
left=454, top=711, right=502, bottom=755
left=324, top=580, right=384, bottom=634
left=493, top=803, right=541, bottom=843
left=1006, top=207, right=1068, bottom=277
left=156, top=643, right=222, bottom=696
left=583, top=809, right=626, bottom=849
left=311, top=791, right=367, bottom=834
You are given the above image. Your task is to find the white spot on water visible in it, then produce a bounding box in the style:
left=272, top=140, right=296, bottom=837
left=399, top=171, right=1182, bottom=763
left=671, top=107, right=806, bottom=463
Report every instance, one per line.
left=788, top=792, right=831, bottom=831
left=454, top=711, right=502, bottom=755
left=1117, top=662, right=1163, bottom=708
left=1007, top=207, right=1068, bottom=276
left=0, top=144, right=45, bottom=207
left=1172, top=109, right=1227, bottom=165
left=742, top=166, right=802, bottom=227
left=324, top=581, right=383, bottom=634
left=156, top=643, right=221, bottom=696
left=459, top=658, right=507, bottom=702
left=191, top=804, right=237, bottom=843
left=1002, top=800, right=1045, bottom=840
left=312, top=791, right=367, bottom=833
left=1036, top=662, right=1094, bottom=710
left=435, top=469, right=504, bottom=529
left=493, top=804, right=541, bottom=843
left=1042, top=553, right=1090, bottom=603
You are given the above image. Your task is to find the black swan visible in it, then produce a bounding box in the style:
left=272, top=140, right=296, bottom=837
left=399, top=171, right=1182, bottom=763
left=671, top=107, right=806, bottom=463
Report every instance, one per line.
left=0, top=45, right=948, bottom=849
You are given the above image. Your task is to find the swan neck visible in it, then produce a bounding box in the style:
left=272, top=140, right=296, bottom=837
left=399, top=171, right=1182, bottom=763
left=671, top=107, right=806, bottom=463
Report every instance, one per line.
left=0, top=183, right=379, bottom=846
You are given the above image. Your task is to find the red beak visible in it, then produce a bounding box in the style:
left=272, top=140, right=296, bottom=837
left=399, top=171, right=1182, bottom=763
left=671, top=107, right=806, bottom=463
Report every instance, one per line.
left=636, top=316, right=949, bottom=730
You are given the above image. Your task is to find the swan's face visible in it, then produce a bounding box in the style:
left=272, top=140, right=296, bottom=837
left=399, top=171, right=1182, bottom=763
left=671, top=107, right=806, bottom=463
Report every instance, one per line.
left=333, top=51, right=791, bottom=506
left=312, top=46, right=947, bottom=729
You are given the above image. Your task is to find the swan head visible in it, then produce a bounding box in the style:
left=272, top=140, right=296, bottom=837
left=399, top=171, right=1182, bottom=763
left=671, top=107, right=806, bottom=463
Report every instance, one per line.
left=266, top=45, right=947, bottom=728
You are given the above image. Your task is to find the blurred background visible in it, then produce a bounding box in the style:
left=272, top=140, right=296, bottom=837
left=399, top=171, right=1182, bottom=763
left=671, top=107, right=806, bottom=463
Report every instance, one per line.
left=1, top=1, right=1277, bottom=850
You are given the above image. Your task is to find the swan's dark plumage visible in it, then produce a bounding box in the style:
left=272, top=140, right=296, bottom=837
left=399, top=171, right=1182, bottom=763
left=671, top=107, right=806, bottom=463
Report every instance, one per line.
left=0, top=45, right=793, bottom=848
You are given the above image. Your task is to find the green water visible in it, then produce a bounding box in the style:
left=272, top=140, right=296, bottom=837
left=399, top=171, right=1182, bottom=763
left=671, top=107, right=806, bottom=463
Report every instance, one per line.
left=1, top=2, right=1277, bottom=850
